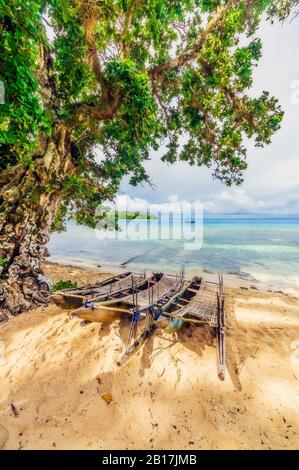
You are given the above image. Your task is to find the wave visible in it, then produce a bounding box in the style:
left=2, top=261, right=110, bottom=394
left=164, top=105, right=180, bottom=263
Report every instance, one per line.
left=240, top=265, right=299, bottom=292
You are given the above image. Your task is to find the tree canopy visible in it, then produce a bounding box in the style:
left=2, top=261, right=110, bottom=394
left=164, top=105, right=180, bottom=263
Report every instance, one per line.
left=0, top=0, right=292, bottom=230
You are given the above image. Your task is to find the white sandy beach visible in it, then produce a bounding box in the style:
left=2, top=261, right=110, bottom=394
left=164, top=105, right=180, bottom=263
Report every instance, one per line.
left=0, top=262, right=298, bottom=450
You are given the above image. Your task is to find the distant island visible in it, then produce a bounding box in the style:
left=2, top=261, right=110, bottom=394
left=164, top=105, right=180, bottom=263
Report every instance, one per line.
left=108, top=211, right=157, bottom=220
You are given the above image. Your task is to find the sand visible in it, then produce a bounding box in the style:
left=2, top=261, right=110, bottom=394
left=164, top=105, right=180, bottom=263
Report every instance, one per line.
left=0, top=262, right=298, bottom=450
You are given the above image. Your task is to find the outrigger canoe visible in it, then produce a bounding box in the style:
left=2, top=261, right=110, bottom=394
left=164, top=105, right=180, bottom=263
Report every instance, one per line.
left=50, top=271, right=146, bottom=309
left=70, top=273, right=184, bottom=323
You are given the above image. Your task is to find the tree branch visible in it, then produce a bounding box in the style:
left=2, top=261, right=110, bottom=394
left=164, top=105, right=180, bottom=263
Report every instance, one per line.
left=68, top=88, right=124, bottom=129
left=149, top=0, right=252, bottom=78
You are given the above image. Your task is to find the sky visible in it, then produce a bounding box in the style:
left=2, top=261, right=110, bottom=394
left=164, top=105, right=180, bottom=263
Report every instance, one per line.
left=120, top=15, right=299, bottom=215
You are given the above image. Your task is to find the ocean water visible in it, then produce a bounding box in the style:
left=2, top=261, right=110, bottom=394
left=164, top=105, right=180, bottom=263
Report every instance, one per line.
left=48, top=215, right=299, bottom=292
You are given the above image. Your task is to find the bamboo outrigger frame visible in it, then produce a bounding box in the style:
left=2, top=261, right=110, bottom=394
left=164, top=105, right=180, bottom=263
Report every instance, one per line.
left=163, top=274, right=226, bottom=380
left=67, top=266, right=226, bottom=380
left=117, top=274, right=226, bottom=381
left=117, top=274, right=187, bottom=366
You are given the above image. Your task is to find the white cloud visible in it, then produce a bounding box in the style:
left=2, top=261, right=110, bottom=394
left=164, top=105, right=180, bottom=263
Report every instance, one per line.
left=116, top=186, right=299, bottom=215
left=111, top=194, right=203, bottom=214
left=203, top=187, right=299, bottom=214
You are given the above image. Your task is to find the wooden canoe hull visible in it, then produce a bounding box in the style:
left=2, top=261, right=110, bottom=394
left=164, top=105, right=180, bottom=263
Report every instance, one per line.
left=50, top=272, right=134, bottom=308
left=69, top=273, right=166, bottom=323
left=50, top=293, right=85, bottom=309
left=72, top=305, right=129, bottom=323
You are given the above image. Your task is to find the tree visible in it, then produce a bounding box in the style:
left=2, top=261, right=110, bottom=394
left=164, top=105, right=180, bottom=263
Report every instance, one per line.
left=0, top=0, right=288, bottom=315
left=267, top=0, right=299, bottom=19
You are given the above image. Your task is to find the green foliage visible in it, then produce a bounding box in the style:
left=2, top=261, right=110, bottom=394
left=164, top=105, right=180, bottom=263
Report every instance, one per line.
left=0, top=0, right=51, bottom=163
left=51, top=203, right=68, bottom=232
left=62, top=173, right=110, bottom=228
left=51, top=279, right=78, bottom=292
left=52, top=7, right=96, bottom=102
left=0, top=257, right=8, bottom=267
left=267, top=0, right=299, bottom=19
left=100, top=59, right=161, bottom=186
left=0, top=0, right=291, bottom=227
left=109, top=211, right=157, bottom=220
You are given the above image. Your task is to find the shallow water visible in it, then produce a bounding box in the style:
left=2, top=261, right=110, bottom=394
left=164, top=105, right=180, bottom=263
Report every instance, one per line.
left=48, top=215, right=299, bottom=292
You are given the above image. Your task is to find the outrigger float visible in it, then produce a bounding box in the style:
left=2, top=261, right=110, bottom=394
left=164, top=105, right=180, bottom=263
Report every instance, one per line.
left=61, top=268, right=226, bottom=380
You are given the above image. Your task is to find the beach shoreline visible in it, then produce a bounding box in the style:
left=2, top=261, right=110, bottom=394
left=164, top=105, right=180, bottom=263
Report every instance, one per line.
left=45, top=257, right=299, bottom=297
left=0, top=261, right=298, bottom=449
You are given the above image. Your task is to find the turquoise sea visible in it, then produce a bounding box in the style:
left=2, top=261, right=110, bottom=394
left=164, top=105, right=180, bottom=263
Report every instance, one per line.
left=48, top=215, right=299, bottom=293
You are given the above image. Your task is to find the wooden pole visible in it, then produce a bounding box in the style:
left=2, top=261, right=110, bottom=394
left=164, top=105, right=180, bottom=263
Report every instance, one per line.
left=216, top=274, right=226, bottom=381
left=117, top=323, right=157, bottom=367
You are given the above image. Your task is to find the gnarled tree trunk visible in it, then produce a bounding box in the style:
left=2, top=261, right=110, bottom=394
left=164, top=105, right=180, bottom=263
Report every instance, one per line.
left=0, top=137, right=74, bottom=319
